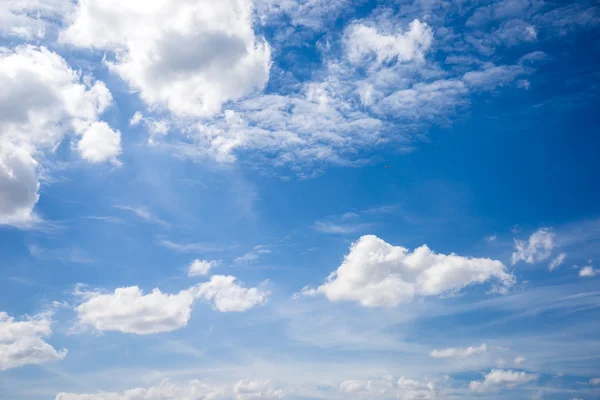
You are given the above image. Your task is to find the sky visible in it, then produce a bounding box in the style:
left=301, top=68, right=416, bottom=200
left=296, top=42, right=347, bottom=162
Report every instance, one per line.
left=0, top=0, right=599, bottom=399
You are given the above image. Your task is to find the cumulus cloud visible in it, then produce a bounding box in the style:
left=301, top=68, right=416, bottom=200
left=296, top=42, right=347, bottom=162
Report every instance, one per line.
left=469, top=369, right=539, bottom=392
left=195, top=275, right=270, bottom=312
left=549, top=253, right=567, bottom=271
left=344, top=19, right=433, bottom=66
left=430, top=344, right=487, bottom=359
left=0, top=45, right=120, bottom=226
left=55, top=378, right=284, bottom=400
left=590, top=377, right=600, bottom=385
left=301, top=235, right=514, bottom=307
left=187, top=259, right=220, bottom=277
left=512, top=228, right=556, bottom=265
left=0, top=0, right=73, bottom=40
left=0, top=310, right=67, bottom=371
left=60, top=0, right=271, bottom=118
left=75, top=276, right=269, bottom=334
left=579, top=266, right=598, bottom=277
left=339, top=376, right=437, bottom=399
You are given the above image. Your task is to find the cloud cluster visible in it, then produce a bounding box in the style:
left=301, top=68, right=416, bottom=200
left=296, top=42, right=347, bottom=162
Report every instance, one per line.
left=75, top=277, right=269, bottom=334
left=188, top=259, right=220, bottom=277
left=55, top=378, right=283, bottom=400
left=0, top=310, right=66, bottom=371
left=339, top=376, right=437, bottom=400
left=512, top=228, right=556, bottom=264
left=301, top=235, right=514, bottom=307
left=0, top=45, right=120, bottom=226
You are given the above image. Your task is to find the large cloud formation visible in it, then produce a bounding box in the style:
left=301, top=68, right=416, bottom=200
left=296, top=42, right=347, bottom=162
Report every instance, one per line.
left=301, top=235, right=514, bottom=307
left=60, top=0, right=271, bottom=118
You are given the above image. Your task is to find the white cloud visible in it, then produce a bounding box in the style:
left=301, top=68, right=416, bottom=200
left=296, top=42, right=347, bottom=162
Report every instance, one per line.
left=0, top=0, right=72, bottom=40
left=469, top=369, right=539, bottom=392
left=485, top=235, right=498, bottom=242
left=463, top=64, right=525, bottom=90
left=60, top=0, right=271, bottom=118
left=514, top=356, right=526, bottom=365
left=55, top=378, right=285, bottom=400
left=301, top=235, right=514, bottom=307
left=195, top=275, right=270, bottom=312
left=344, top=19, right=433, bottom=66
left=77, top=122, right=121, bottom=164
left=0, top=310, right=67, bottom=371
left=115, top=205, right=170, bottom=227
left=339, top=376, right=437, bottom=399
left=75, top=286, right=197, bottom=335
left=549, top=253, right=567, bottom=271
left=314, top=220, right=372, bottom=234
left=0, top=45, right=119, bottom=226
left=234, top=245, right=272, bottom=264
left=234, top=380, right=284, bottom=399
left=512, top=228, right=556, bottom=264
left=579, top=266, right=597, bottom=277
left=188, top=259, right=219, bottom=277
left=430, top=344, right=487, bottom=359
left=75, top=276, right=269, bottom=334
left=158, top=240, right=234, bottom=253
left=590, top=377, right=600, bottom=385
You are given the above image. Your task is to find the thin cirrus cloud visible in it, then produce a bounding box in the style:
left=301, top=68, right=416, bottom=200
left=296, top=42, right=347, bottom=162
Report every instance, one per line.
left=299, top=235, right=515, bottom=307
left=74, top=276, right=270, bottom=335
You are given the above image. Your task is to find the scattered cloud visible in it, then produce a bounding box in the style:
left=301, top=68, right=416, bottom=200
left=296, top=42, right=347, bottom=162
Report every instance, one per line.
left=158, top=240, right=235, bottom=254
left=485, top=235, right=498, bottom=242
left=28, top=244, right=94, bottom=265
left=313, top=220, right=373, bottom=234
left=300, top=235, right=514, bottom=307
left=512, top=228, right=556, bottom=264
left=74, top=276, right=269, bottom=334
left=234, top=245, right=272, bottom=264
left=549, top=253, right=567, bottom=271
left=578, top=266, right=598, bottom=277
left=515, top=356, right=526, bottom=365
left=187, top=259, right=220, bottom=277
left=0, top=310, right=67, bottom=371
left=590, top=377, right=600, bottom=385
left=339, top=376, right=437, bottom=399
left=430, top=344, right=487, bottom=359
left=470, top=369, right=539, bottom=392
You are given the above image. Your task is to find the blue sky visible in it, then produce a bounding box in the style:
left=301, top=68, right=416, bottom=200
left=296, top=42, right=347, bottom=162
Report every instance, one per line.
left=1, top=0, right=600, bottom=399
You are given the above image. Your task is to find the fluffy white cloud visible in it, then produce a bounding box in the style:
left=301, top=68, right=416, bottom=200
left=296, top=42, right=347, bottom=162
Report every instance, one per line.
left=469, top=369, right=539, bottom=392
left=301, top=235, right=514, bottom=307
left=61, top=0, right=271, bottom=118
left=75, top=286, right=197, bottom=335
left=579, top=266, right=598, bottom=277
left=590, top=377, right=600, bottom=385
left=549, top=253, right=567, bottom=271
left=344, top=19, right=433, bottom=66
left=339, top=376, right=437, bottom=399
left=55, top=379, right=284, bottom=400
left=0, top=45, right=120, bottom=226
left=195, top=275, right=270, bottom=312
left=430, top=344, right=487, bottom=359
left=512, top=228, right=556, bottom=264
left=188, top=259, right=220, bottom=277
left=0, top=311, right=67, bottom=371
left=75, top=276, right=269, bottom=334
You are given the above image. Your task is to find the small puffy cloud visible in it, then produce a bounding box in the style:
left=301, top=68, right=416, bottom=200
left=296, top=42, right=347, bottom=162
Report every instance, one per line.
left=301, top=235, right=514, bottom=307
left=430, top=344, right=487, bottom=359
left=469, top=369, right=539, bottom=392
left=77, top=121, right=121, bottom=164
left=549, top=253, right=567, bottom=271
left=590, top=377, right=600, bottom=385
left=344, top=19, right=433, bottom=66
left=195, top=275, right=270, bottom=312
left=75, top=276, right=269, bottom=334
left=515, top=356, right=526, bottom=365
left=579, top=266, right=598, bottom=277
left=187, top=259, right=219, bottom=277
left=485, top=235, right=498, bottom=242
left=60, top=0, right=271, bottom=118
left=512, top=228, right=556, bottom=265
left=0, top=311, right=67, bottom=371
left=339, top=376, right=437, bottom=399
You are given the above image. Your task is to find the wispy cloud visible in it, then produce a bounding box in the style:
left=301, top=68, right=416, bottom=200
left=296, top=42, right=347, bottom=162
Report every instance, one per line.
left=234, top=245, right=272, bottom=264
left=115, top=205, right=170, bottom=228
left=313, top=220, right=373, bottom=234
left=158, top=240, right=236, bottom=254
left=28, top=245, right=93, bottom=265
